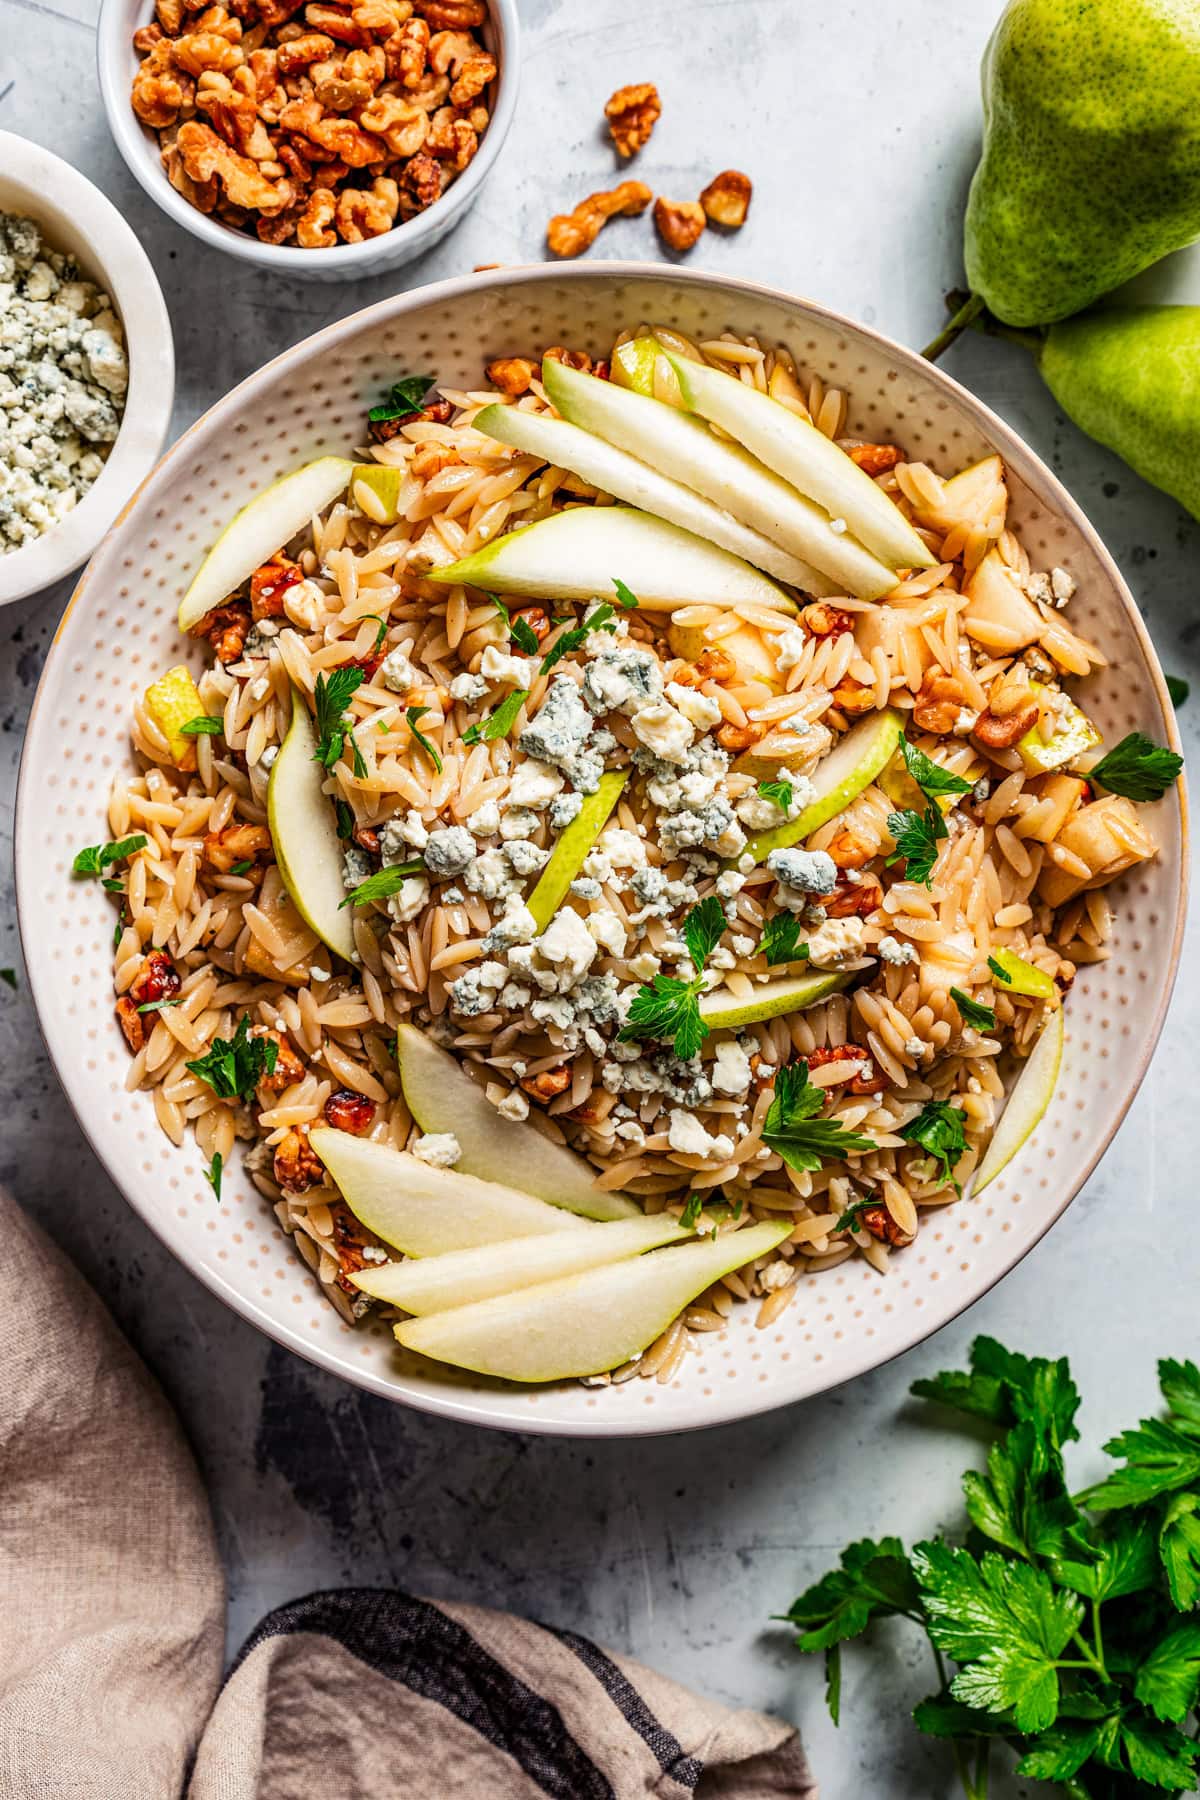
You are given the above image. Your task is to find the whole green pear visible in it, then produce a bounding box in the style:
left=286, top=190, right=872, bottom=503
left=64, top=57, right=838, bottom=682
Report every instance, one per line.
left=965, top=0, right=1200, bottom=327
left=1037, top=305, right=1200, bottom=519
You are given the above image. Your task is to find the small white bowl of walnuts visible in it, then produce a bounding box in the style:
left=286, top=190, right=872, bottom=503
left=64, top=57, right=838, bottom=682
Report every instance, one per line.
left=97, top=0, right=519, bottom=277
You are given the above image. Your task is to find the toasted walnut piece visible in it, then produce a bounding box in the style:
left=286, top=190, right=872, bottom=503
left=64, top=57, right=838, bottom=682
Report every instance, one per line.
left=274, top=1125, right=324, bottom=1193
left=250, top=556, right=303, bottom=616
left=192, top=599, right=250, bottom=659
left=521, top=1065, right=572, bottom=1103
left=173, top=25, right=246, bottom=73
left=912, top=667, right=969, bottom=735
left=303, top=0, right=366, bottom=41
left=485, top=356, right=534, bottom=396
left=399, top=149, right=444, bottom=209
left=177, top=119, right=294, bottom=210
left=427, top=26, right=474, bottom=69
left=280, top=96, right=382, bottom=163
left=404, top=67, right=450, bottom=111
left=156, top=0, right=184, bottom=31
left=604, top=81, right=660, bottom=158
left=253, top=1026, right=307, bottom=1094
left=802, top=600, right=854, bottom=638
left=653, top=196, right=705, bottom=254
left=359, top=90, right=428, bottom=154
left=546, top=180, right=652, bottom=258
left=413, top=0, right=484, bottom=25
left=671, top=645, right=736, bottom=689
left=699, top=168, right=752, bottom=228
left=450, top=52, right=494, bottom=106
left=386, top=13, right=428, bottom=82
left=847, top=442, right=903, bottom=477
left=130, top=950, right=183, bottom=1008
left=275, top=27, right=334, bottom=68
left=716, top=718, right=768, bottom=752
left=336, top=175, right=399, bottom=240
left=197, top=67, right=276, bottom=157
left=115, top=997, right=147, bottom=1055
left=203, top=821, right=275, bottom=872
left=425, top=104, right=476, bottom=168
left=824, top=827, right=874, bottom=870
left=133, top=40, right=195, bottom=128
left=824, top=876, right=882, bottom=919
left=858, top=1204, right=909, bottom=1247
left=134, top=21, right=164, bottom=50
left=324, top=1088, right=376, bottom=1133
left=296, top=184, right=338, bottom=245
left=256, top=206, right=300, bottom=243
left=829, top=676, right=877, bottom=718
left=409, top=442, right=455, bottom=477
left=805, top=1044, right=874, bottom=1090
left=543, top=345, right=591, bottom=371
left=256, top=0, right=308, bottom=27
left=973, top=699, right=1039, bottom=750
left=311, top=44, right=385, bottom=108
left=510, top=604, right=550, bottom=643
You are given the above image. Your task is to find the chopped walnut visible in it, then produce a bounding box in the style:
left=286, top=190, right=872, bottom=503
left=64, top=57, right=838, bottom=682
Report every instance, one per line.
left=115, top=997, right=147, bottom=1054
left=857, top=1204, right=909, bottom=1247
left=129, top=950, right=182, bottom=1008
left=387, top=14, right=429, bottom=82
left=546, top=180, right=652, bottom=258
left=250, top=556, right=302, bottom=618
left=510, top=604, right=550, bottom=643
left=296, top=185, right=337, bottom=246
left=802, top=601, right=855, bottom=638
left=414, top=0, right=485, bottom=26
left=255, top=1027, right=307, bottom=1095
left=520, top=1064, right=572, bottom=1103
left=202, top=822, right=274, bottom=873
left=133, top=39, right=196, bottom=128
left=192, top=600, right=250, bottom=661
left=973, top=699, right=1039, bottom=750
left=177, top=119, right=293, bottom=211
left=400, top=149, right=445, bottom=210
left=359, top=90, right=428, bottom=154
left=847, top=442, right=904, bottom=477
left=716, top=718, right=768, bottom=752
left=829, top=677, right=877, bottom=718
left=324, top=1088, right=376, bottom=1133
left=485, top=356, right=535, bottom=396
left=824, top=827, right=874, bottom=870
left=275, top=28, right=335, bottom=69
left=425, top=104, right=477, bottom=169
left=699, top=168, right=752, bottom=228
left=604, top=81, right=660, bottom=158
left=274, top=1124, right=324, bottom=1193
left=804, top=1044, right=884, bottom=1094
left=912, top=667, right=970, bottom=735
left=542, top=345, right=592, bottom=371
left=336, top=175, right=399, bottom=239
left=671, top=646, right=736, bottom=688
left=653, top=196, right=705, bottom=254
left=824, top=876, right=882, bottom=919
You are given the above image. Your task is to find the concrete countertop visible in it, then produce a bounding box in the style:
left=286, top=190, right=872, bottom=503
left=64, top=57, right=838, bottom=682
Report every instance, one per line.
left=1, top=1, right=1196, bottom=1791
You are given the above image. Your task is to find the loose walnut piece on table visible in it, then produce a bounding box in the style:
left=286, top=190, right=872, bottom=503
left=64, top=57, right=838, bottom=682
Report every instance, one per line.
left=604, top=81, right=660, bottom=158
left=653, top=196, right=705, bottom=253
left=546, top=180, right=652, bottom=258
left=699, top=168, right=752, bottom=228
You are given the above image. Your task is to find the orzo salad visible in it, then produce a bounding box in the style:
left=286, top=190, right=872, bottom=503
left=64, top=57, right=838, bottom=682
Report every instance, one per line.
left=90, top=325, right=1181, bottom=1387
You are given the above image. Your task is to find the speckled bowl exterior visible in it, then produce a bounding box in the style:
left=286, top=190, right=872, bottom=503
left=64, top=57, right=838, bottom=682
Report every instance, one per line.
left=16, top=265, right=1188, bottom=1436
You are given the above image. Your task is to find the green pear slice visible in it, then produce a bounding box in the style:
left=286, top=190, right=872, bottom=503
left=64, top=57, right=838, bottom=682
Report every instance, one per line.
left=474, top=402, right=829, bottom=593
left=353, top=1213, right=691, bottom=1314
left=542, top=358, right=905, bottom=601
left=394, top=1219, right=791, bottom=1381
left=663, top=352, right=934, bottom=573
left=611, top=335, right=659, bottom=395
left=396, top=1024, right=638, bottom=1221
left=267, top=689, right=357, bottom=963
left=526, top=768, right=628, bottom=931
left=310, top=1128, right=589, bottom=1255
left=427, top=506, right=796, bottom=615
left=699, top=970, right=849, bottom=1029
left=742, top=708, right=904, bottom=864
left=351, top=463, right=401, bottom=523
left=178, top=457, right=354, bottom=633
left=973, top=1006, right=1064, bottom=1193
left=988, top=947, right=1057, bottom=1001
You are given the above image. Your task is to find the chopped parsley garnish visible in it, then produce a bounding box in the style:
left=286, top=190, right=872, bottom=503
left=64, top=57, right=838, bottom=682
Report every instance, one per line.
left=679, top=1191, right=704, bottom=1230
left=886, top=807, right=945, bottom=887
left=228, top=860, right=253, bottom=877
left=137, top=995, right=185, bottom=1015
left=72, top=834, right=148, bottom=878
left=899, top=1099, right=968, bottom=1193
left=950, top=987, right=996, bottom=1031
left=180, top=715, right=223, bottom=738
left=113, top=907, right=126, bottom=950
left=1089, top=731, right=1183, bottom=802
left=540, top=602, right=618, bottom=674
left=362, top=614, right=389, bottom=654
left=101, top=877, right=125, bottom=893
left=204, top=1151, right=223, bottom=1203
left=185, top=1015, right=278, bottom=1102
left=339, top=861, right=425, bottom=909
left=761, top=1062, right=876, bottom=1174
left=335, top=801, right=355, bottom=841
left=612, top=577, right=640, bottom=610
left=620, top=897, right=727, bottom=1061
left=462, top=689, right=529, bottom=745
left=491, top=594, right=540, bottom=656
left=406, top=705, right=443, bottom=774
left=0, top=968, right=15, bottom=992
left=758, top=778, right=794, bottom=812
left=834, top=1194, right=878, bottom=1234
left=1167, top=674, right=1190, bottom=708
left=899, top=736, right=973, bottom=800
left=987, top=955, right=1013, bottom=984
left=758, top=914, right=810, bottom=968
left=313, top=667, right=365, bottom=773
left=368, top=373, right=433, bottom=424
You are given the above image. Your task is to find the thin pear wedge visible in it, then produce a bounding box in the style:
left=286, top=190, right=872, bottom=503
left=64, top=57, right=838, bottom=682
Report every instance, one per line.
left=178, top=457, right=354, bottom=633
left=396, top=1025, right=638, bottom=1220
left=699, top=971, right=849, bottom=1029
left=663, top=352, right=934, bottom=573
left=474, top=402, right=831, bottom=593
left=310, top=1129, right=590, bottom=1255
left=353, top=1213, right=692, bottom=1315
left=973, top=1006, right=1064, bottom=1193
left=741, top=709, right=904, bottom=863
left=526, top=769, right=628, bottom=931
left=427, top=506, right=796, bottom=614
left=267, top=689, right=357, bottom=963
left=987, top=948, right=1057, bottom=1001
left=394, top=1220, right=791, bottom=1381
left=540, top=360, right=902, bottom=598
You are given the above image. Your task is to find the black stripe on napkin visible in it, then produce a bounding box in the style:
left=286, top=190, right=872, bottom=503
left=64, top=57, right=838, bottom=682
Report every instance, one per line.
left=554, top=1627, right=705, bottom=1791
left=227, top=1587, right=614, bottom=1800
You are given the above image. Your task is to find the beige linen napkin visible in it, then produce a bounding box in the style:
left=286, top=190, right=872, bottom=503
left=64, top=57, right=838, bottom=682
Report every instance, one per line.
left=0, top=1187, right=816, bottom=1798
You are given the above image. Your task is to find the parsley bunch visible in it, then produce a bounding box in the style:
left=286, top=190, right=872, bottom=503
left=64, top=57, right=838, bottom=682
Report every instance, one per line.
left=782, top=1337, right=1200, bottom=1798
left=619, top=897, right=726, bottom=1061
left=186, top=1015, right=278, bottom=1102
left=886, top=738, right=973, bottom=889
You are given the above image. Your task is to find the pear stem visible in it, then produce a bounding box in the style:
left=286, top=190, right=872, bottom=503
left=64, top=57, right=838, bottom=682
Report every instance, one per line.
left=920, top=292, right=986, bottom=363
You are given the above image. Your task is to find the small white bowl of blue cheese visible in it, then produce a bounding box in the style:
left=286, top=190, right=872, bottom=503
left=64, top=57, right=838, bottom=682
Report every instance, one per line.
left=0, top=130, right=174, bottom=607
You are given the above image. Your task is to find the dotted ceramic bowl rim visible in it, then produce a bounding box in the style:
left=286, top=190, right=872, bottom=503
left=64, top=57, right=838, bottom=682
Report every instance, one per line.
left=16, top=264, right=1189, bottom=1436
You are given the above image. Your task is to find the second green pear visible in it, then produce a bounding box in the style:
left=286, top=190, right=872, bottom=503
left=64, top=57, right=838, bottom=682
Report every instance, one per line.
left=965, top=0, right=1200, bottom=327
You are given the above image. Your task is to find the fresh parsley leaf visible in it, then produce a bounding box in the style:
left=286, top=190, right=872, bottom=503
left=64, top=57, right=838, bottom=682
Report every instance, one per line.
left=461, top=689, right=529, bottom=745
left=679, top=1191, right=704, bottom=1230
left=1052, top=1513, right=1159, bottom=1602
left=1015, top=1719, right=1108, bottom=1782
left=102, top=877, right=126, bottom=893
left=368, top=373, right=433, bottom=424
left=1166, top=674, right=1189, bottom=709
left=137, top=995, right=185, bottom=1015
left=204, top=1151, right=223, bottom=1203
left=1160, top=1493, right=1200, bottom=1612
left=339, top=862, right=425, bottom=909
left=362, top=614, right=389, bottom=654
left=1133, top=1622, right=1200, bottom=1724
left=228, top=860, right=253, bottom=876
left=758, top=914, right=810, bottom=968
left=886, top=805, right=945, bottom=887
left=1090, top=732, right=1183, bottom=803
left=835, top=1194, right=879, bottom=1234
left=683, top=894, right=726, bottom=972
left=0, top=968, right=15, bottom=991
left=510, top=613, right=540, bottom=655
left=911, top=1337, right=1082, bottom=1446
left=965, top=1418, right=1091, bottom=1565
left=540, top=602, right=617, bottom=673
left=180, top=715, right=223, bottom=738
left=313, top=667, right=365, bottom=771
left=899, top=1099, right=968, bottom=1193
left=1159, top=1357, right=1200, bottom=1433
left=900, top=736, right=973, bottom=800
left=72, top=834, right=148, bottom=878
left=915, top=1695, right=1014, bottom=1741
left=619, top=973, right=706, bottom=1061
left=1084, top=1417, right=1200, bottom=1512
left=782, top=1536, right=920, bottom=1660
left=406, top=705, right=444, bottom=774
left=335, top=801, right=355, bottom=841
left=988, top=955, right=1014, bottom=985
left=951, top=986, right=996, bottom=1031
left=185, top=1015, right=277, bottom=1103
left=1118, top=1714, right=1199, bottom=1788
left=612, top=577, right=639, bottom=610
left=758, top=778, right=794, bottom=812
left=762, top=1062, right=875, bottom=1174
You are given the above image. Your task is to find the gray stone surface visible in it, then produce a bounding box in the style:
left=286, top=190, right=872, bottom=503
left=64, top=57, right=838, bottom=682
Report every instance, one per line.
left=1, top=1, right=1197, bottom=1792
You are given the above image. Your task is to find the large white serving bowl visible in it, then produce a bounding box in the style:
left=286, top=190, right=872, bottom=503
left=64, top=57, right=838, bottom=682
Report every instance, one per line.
left=0, top=130, right=175, bottom=607
left=15, top=265, right=1187, bottom=1436
left=97, top=0, right=519, bottom=280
